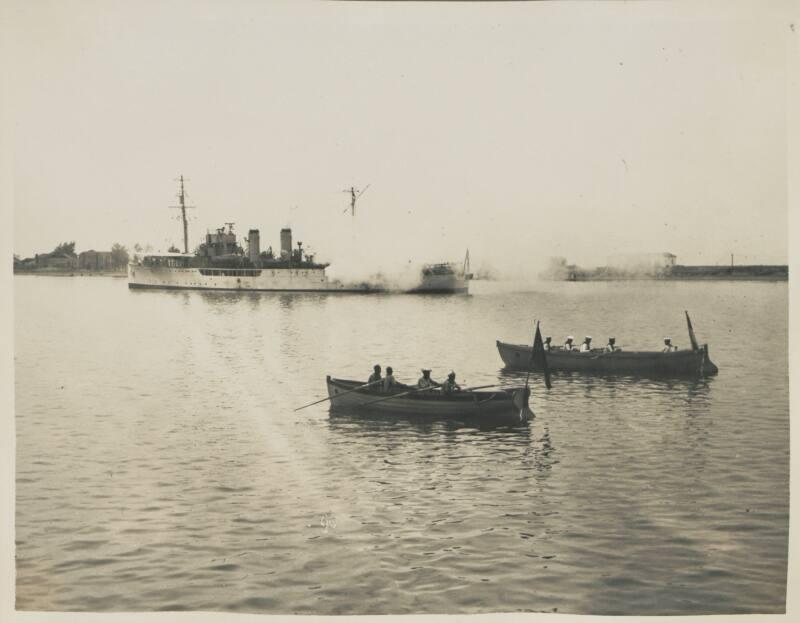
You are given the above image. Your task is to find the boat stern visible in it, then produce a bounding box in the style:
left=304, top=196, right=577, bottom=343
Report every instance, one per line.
left=701, top=345, right=719, bottom=377
left=511, top=386, right=534, bottom=423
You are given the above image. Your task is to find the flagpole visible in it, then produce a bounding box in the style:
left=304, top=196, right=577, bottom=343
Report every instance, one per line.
left=529, top=320, right=553, bottom=390
left=525, top=320, right=538, bottom=390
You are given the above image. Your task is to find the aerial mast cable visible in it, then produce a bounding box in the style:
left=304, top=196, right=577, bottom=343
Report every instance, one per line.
left=342, top=184, right=371, bottom=217
left=169, top=175, right=195, bottom=254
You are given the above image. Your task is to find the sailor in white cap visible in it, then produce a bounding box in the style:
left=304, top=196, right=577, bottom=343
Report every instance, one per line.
left=563, top=336, right=575, bottom=351
left=580, top=336, right=593, bottom=352
left=662, top=337, right=678, bottom=352
left=606, top=337, right=619, bottom=352
left=417, top=368, right=441, bottom=389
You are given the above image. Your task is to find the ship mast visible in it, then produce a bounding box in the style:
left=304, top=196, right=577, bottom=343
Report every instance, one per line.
left=342, top=184, right=371, bottom=217
left=170, top=175, right=195, bottom=254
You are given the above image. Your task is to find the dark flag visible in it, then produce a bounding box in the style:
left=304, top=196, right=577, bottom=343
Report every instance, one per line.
left=530, top=321, right=552, bottom=389
left=685, top=310, right=699, bottom=351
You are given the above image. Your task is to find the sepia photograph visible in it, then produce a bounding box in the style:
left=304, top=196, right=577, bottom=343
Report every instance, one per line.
left=2, top=0, right=797, bottom=621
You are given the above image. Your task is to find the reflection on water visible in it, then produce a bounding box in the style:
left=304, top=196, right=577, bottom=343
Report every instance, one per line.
left=327, top=408, right=536, bottom=434
left=15, top=277, right=788, bottom=615
left=500, top=366, right=715, bottom=393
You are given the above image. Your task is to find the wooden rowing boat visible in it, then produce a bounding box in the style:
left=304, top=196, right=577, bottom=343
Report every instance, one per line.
left=498, top=312, right=718, bottom=378
left=496, top=341, right=718, bottom=377
left=326, top=376, right=534, bottom=425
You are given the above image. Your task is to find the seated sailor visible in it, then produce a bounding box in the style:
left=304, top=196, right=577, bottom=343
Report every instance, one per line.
left=543, top=336, right=552, bottom=351
left=441, top=371, right=462, bottom=394
left=563, top=336, right=576, bottom=351
left=580, top=336, right=592, bottom=352
left=417, top=368, right=440, bottom=389
left=605, top=337, right=619, bottom=352
left=662, top=337, right=678, bottom=352
left=368, top=364, right=382, bottom=386
left=383, top=366, right=400, bottom=391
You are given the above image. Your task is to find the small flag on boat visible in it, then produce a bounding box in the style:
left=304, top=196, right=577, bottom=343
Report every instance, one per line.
left=531, top=321, right=552, bottom=389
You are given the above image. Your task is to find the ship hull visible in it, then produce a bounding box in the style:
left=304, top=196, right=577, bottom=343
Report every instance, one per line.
left=127, top=264, right=373, bottom=292
left=497, top=340, right=719, bottom=378
left=326, top=377, right=532, bottom=426
left=128, top=264, right=470, bottom=293
left=406, top=273, right=470, bottom=294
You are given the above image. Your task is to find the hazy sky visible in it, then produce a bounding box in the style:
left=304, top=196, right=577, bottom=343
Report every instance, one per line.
left=5, top=1, right=793, bottom=278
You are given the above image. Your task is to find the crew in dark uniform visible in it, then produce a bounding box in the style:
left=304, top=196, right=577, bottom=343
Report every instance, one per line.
left=368, top=364, right=382, bottom=387
left=441, top=371, right=461, bottom=394
left=383, top=366, right=399, bottom=391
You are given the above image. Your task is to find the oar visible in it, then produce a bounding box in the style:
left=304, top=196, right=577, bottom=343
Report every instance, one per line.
left=463, top=383, right=501, bottom=392
left=358, top=383, right=499, bottom=408
left=294, top=378, right=384, bottom=411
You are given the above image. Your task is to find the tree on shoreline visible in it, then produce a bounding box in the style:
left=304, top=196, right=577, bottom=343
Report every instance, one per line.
left=111, top=243, right=129, bottom=269
left=53, top=241, right=76, bottom=256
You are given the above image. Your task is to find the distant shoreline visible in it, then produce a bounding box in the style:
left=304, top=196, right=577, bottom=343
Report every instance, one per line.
left=551, top=264, right=788, bottom=282
left=13, top=270, right=788, bottom=283
left=562, top=275, right=787, bottom=282
left=13, top=270, right=127, bottom=278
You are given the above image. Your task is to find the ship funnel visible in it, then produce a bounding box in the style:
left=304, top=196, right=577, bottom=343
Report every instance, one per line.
left=280, top=228, right=292, bottom=261
left=248, top=229, right=260, bottom=265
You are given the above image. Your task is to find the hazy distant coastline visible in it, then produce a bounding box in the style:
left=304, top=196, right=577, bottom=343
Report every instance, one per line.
left=13, top=270, right=126, bottom=277
left=542, top=253, right=788, bottom=282
left=558, top=265, right=787, bottom=282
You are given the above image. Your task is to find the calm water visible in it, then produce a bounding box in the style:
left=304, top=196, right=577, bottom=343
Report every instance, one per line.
left=14, top=275, right=789, bottom=614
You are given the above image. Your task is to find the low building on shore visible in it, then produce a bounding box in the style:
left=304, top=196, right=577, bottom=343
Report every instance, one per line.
left=33, top=253, right=78, bottom=270
left=14, top=256, right=36, bottom=271
left=78, top=250, right=114, bottom=271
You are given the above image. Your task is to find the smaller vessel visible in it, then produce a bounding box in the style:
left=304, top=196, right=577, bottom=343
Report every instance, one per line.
left=497, top=312, right=719, bottom=378
left=408, top=250, right=473, bottom=294
left=326, top=376, right=533, bottom=426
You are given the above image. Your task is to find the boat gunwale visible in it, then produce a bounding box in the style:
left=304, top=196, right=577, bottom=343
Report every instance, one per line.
left=327, top=377, right=518, bottom=403
left=496, top=340, right=705, bottom=359
left=496, top=339, right=718, bottom=378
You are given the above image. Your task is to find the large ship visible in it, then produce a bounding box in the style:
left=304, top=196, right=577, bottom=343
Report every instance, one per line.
left=128, top=177, right=377, bottom=292
left=128, top=178, right=470, bottom=294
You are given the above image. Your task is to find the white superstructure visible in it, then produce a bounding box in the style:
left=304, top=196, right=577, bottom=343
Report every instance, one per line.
left=128, top=256, right=339, bottom=291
